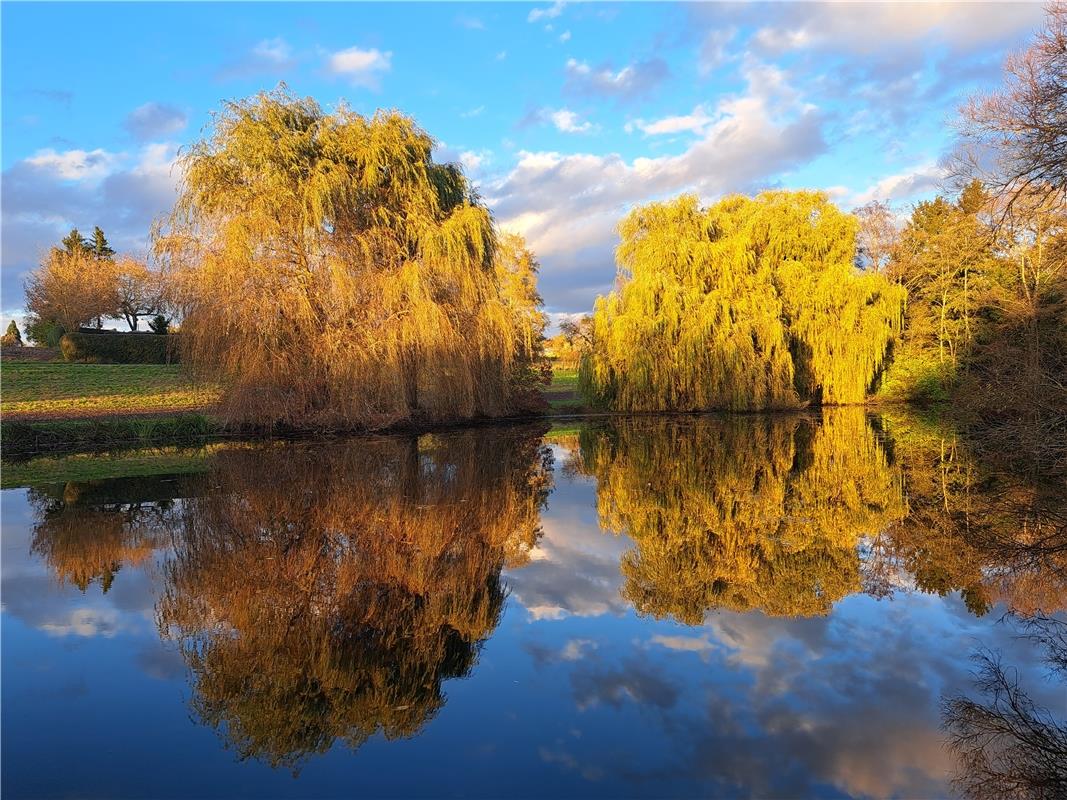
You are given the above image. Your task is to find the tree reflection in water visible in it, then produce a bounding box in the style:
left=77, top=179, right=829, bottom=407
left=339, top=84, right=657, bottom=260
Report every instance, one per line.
left=572, top=409, right=907, bottom=621
left=22, top=411, right=1065, bottom=781
left=156, top=427, right=552, bottom=769
left=872, top=413, right=1067, bottom=617
left=572, top=408, right=1066, bottom=622
left=942, top=614, right=1067, bottom=799
left=29, top=478, right=190, bottom=593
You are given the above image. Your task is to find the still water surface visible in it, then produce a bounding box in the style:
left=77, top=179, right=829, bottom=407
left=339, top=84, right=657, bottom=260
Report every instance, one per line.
left=2, top=410, right=1064, bottom=798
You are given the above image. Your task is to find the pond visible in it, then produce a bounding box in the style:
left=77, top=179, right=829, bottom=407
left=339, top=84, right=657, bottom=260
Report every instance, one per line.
left=2, top=409, right=1064, bottom=799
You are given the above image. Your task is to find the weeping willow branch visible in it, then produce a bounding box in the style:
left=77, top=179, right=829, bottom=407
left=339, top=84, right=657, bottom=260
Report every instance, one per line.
left=156, top=88, right=545, bottom=429
left=580, top=191, right=905, bottom=411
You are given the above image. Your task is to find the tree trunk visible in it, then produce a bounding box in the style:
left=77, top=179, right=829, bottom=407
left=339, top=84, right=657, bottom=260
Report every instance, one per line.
left=403, top=350, right=419, bottom=415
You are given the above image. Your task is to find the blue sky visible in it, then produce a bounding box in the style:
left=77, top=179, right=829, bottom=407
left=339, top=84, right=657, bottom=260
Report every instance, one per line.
left=0, top=1, right=1047, bottom=330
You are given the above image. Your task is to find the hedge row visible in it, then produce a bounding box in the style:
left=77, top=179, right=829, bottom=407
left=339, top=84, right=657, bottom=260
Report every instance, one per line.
left=1, top=414, right=219, bottom=458
left=60, top=332, right=181, bottom=364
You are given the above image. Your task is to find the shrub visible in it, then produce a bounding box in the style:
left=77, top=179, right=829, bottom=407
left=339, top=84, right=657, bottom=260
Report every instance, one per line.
left=1, top=320, right=23, bottom=347
left=1, top=414, right=218, bottom=457
left=876, top=352, right=956, bottom=405
left=60, top=332, right=180, bottom=364
left=148, top=315, right=170, bottom=335
left=25, top=318, right=65, bottom=347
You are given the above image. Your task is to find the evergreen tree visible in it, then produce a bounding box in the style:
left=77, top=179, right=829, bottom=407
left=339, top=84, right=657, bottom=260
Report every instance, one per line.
left=61, top=228, right=89, bottom=256
left=148, top=314, right=170, bottom=335
left=89, top=226, right=115, bottom=259
left=1, top=320, right=23, bottom=347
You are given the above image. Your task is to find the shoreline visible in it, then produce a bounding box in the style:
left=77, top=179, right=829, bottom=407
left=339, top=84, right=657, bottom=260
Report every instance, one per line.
left=0, top=399, right=924, bottom=463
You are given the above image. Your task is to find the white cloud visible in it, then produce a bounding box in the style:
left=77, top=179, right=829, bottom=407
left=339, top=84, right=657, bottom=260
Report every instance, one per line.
left=496, top=50, right=508, bottom=61
left=528, top=1, right=565, bottom=23
left=564, top=57, right=669, bottom=102
left=252, top=36, right=293, bottom=65
left=559, top=30, right=572, bottom=43
left=40, top=607, right=121, bottom=638
left=506, top=512, right=632, bottom=620
left=457, top=15, right=485, bottom=30
left=549, top=108, right=596, bottom=134
left=487, top=60, right=826, bottom=312
left=2, top=143, right=182, bottom=310
left=750, top=3, right=1044, bottom=55
left=850, top=163, right=946, bottom=206
left=459, top=149, right=492, bottom=172
left=216, top=36, right=295, bottom=80
left=560, top=638, right=598, bottom=661
left=25, top=148, right=118, bottom=181
left=461, top=105, right=486, bottom=119
left=123, top=102, right=187, bottom=142
left=326, top=46, right=392, bottom=89
left=699, top=27, right=737, bottom=76
left=649, top=634, right=715, bottom=655
left=628, top=105, right=714, bottom=137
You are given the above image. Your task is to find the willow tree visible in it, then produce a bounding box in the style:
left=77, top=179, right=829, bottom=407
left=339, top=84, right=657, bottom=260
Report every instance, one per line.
left=581, top=195, right=796, bottom=411
left=574, top=409, right=905, bottom=622
left=580, top=191, right=904, bottom=410
left=158, top=427, right=552, bottom=768
left=159, top=89, right=543, bottom=429
left=494, top=233, right=551, bottom=411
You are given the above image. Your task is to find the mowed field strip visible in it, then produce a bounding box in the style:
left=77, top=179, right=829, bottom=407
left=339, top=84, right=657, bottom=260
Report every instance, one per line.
left=2, top=363, right=220, bottom=420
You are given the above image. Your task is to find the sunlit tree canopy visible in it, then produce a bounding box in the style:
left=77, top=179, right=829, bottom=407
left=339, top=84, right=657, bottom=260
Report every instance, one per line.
left=159, top=88, right=545, bottom=429
left=580, top=191, right=905, bottom=411
left=573, top=410, right=906, bottom=622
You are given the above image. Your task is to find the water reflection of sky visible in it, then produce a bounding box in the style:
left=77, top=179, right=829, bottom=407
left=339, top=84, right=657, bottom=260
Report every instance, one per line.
left=1, top=438, right=1061, bottom=799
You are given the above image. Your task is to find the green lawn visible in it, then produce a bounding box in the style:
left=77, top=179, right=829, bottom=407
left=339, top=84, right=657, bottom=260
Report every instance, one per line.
left=550, top=366, right=579, bottom=390
left=1, top=362, right=219, bottom=419
left=546, top=365, right=586, bottom=412
left=1, top=444, right=217, bottom=488
left=0, top=360, right=584, bottom=425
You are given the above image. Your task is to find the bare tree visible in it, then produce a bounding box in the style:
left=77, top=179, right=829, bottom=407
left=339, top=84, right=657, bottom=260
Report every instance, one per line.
left=115, top=256, right=166, bottom=331
left=853, top=200, right=899, bottom=272
left=952, top=2, right=1067, bottom=217
left=942, top=614, right=1067, bottom=799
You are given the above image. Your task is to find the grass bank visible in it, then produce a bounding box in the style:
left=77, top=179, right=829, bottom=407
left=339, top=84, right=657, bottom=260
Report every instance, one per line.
left=1, top=443, right=218, bottom=488
left=544, top=366, right=588, bottom=413
left=1, top=414, right=223, bottom=459
left=0, top=362, right=592, bottom=461
left=2, top=362, right=219, bottom=419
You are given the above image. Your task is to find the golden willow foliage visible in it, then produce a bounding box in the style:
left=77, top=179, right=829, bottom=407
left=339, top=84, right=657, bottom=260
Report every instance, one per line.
left=574, top=409, right=905, bottom=622
left=868, top=413, right=1067, bottom=617
left=158, top=89, right=545, bottom=429
left=580, top=192, right=905, bottom=411
left=28, top=481, right=184, bottom=593
left=156, top=428, right=552, bottom=769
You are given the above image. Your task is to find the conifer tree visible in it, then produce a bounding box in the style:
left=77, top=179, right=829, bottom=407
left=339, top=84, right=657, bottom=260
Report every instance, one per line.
left=1, top=320, right=23, bottom=347
left=89, top=226, right=115, bottom=259
left=61, top=228, right=89, bottom=255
